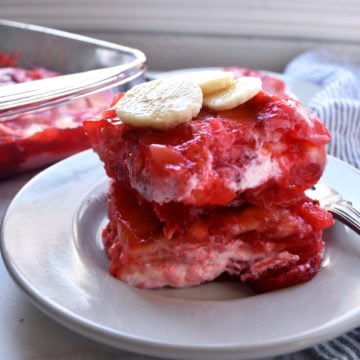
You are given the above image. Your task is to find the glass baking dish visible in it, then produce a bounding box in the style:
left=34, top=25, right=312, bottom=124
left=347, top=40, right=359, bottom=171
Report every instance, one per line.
left=0, top=19, right=146, bottom=178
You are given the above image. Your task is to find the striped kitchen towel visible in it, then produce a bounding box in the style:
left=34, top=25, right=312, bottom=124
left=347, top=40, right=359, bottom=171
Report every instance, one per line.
left=285, top=50, right=360, bottom=360
left=285, top=49, right=360, bottom=169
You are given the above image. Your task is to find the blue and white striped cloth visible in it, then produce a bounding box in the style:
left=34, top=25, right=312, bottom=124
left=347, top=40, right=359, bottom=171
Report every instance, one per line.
left=285, top=50, right=360, bottom=360
left=285, top=49, right=360, bottom=169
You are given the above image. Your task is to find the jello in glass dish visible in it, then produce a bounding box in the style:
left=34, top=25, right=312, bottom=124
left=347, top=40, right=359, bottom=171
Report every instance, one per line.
left=0, top=19, right=146, bottom=178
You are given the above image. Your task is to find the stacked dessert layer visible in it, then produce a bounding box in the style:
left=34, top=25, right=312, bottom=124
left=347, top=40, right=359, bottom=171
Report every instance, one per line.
left=85, top=71, right=334, bottom=293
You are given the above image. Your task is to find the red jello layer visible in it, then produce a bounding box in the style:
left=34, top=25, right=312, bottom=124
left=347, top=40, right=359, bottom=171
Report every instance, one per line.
left=102, top=180, right=333, bottom=292
left=85, top=91, right=330, bottom=206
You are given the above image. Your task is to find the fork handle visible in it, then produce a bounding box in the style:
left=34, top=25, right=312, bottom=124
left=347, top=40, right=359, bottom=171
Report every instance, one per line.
left=328, top=200, right=360, bottom=235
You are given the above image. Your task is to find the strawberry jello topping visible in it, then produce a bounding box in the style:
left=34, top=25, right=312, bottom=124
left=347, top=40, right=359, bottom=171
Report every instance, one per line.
left=84, top=72, right=334, bottom=293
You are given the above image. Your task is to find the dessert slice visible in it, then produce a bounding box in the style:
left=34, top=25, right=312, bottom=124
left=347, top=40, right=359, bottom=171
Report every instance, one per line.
left=85, top=72, right=334, bottom=293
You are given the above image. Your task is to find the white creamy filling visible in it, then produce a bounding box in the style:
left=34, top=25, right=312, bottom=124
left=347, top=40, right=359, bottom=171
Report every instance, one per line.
left=118, top=241, right=266, bottom=289
left=229, top=151, right=280, bottom=192
left=120, top=240, right=302, bottom=289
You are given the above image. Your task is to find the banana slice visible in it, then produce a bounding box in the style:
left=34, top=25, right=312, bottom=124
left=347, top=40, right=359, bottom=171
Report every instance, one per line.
left=115, top=78, right=203, bottom=130
left=179, top=71, right=235, bottom=96
left=203, top=76, right=262, bottom=111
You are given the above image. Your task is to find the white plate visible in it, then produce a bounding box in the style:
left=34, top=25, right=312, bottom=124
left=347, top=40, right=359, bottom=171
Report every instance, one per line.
left=1, top=151, right=360, bottom=360
left=147, top=67, right=321, bottom=106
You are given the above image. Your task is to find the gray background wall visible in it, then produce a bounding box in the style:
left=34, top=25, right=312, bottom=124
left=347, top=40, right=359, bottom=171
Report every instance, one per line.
left=1, top=0, right=360, bottom=72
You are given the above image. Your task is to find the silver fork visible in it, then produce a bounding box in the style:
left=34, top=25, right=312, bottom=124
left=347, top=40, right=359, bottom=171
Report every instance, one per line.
left=306, top=183, right=360, bottom=235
